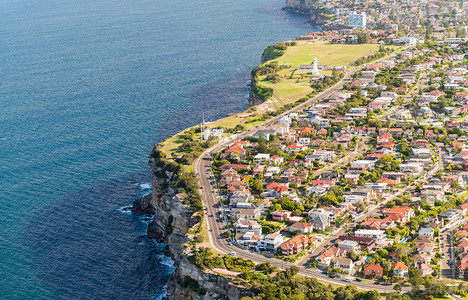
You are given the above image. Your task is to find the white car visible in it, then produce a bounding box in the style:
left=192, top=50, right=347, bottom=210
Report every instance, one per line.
left=228, top=252, right=236, bottom=256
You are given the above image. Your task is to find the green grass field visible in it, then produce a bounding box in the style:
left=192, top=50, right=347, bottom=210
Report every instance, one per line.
left=277, top=40, right=385, bottom=67
left=256, top=40, right=401, bottom=102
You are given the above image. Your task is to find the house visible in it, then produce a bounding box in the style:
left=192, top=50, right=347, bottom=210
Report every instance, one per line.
left=253, top=153, right=270, bottom=164
left=354, top=229, right=386, bottom=241
left=457, top=261, right=468, bottom=279
left=419, top=227, right=433, bottom=238
left=336, top=236, right=376, bottom=251
left=419, top=263, right=433, bottom=277
left=286, top=143, right=307, bottom=154
left=280, top=234, right=317, bottom=255
left=224, top=145, right=246, bottom=158
left=231, top=207, right=261, bottom=220
left=288, top=222, right=314, bottom=234
left=234, top=219, right=262, bottom=235
left=456, top=203, right=468, bottom=216
left=399, top=163, right=423, bottom=175
left=313, top=214, right=330, bottom=232
left=413, top=148, right=433, bottom=158
left=220, top=169, right=241, bottom=186
left=334, top=257, right=354, bottom=274
left=384, top=206, right=415, bottom=220
left=338, top=240, right=360, bottom=252
left=439, top=209, right=462, bottom=223
left=392, top=261, right=409, bottom=277
left=316, top=128, right=327, bottom=136
left=257, top=233, right=283, bottom=251
left=363, top=264, right=384, bottom=278
left=269, top=155, right=284, bottom=165
left=271, top=210, right=292, bottom=221
left=307, top=149, right=335, bottom=162
left=316, top=246, right=347, bottom=265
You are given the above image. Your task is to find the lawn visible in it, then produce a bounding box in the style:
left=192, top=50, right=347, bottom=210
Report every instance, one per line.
left=254, top=40, right=402, bottom=102
left=276, top=40, right=393, bottom=67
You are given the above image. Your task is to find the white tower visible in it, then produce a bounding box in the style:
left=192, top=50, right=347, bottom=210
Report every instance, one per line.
left=312, top=57, right=319, bottom=76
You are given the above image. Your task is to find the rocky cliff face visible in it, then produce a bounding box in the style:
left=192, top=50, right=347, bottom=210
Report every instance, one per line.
left=308, top=9, right=329, bottom=26
left=132, top=162, right=251, bottom=300
left=248, top=86, right=264, bottom=107
left=285, top=0, right=315, bottom=13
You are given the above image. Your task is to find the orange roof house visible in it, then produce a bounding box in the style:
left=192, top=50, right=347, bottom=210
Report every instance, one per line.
left=363, top=264, right=384, bottom=278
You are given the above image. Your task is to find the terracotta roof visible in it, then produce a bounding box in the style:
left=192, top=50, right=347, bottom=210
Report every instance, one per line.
left=225, top=145, right=245, bottom=153
left=392, top=261, right=408, bottom=271
left=363, top=264, right=383, bottom=271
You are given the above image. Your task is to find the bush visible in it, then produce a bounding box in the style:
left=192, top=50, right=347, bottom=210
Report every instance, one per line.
left=224, top=255, right=255, bottom=272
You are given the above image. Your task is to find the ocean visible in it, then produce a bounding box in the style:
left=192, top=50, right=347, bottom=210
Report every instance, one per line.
left=0, top=0, right=316, bottom=298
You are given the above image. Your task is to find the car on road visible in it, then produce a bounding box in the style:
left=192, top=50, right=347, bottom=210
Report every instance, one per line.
left=228, top=252, right=236, bottom=256
left=355, top=278, right=362, bottom=282
left=343, top=278, right=352, bottom=283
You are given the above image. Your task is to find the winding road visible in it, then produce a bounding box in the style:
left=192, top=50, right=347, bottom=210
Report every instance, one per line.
left=193, top=50, right=419, bottom=292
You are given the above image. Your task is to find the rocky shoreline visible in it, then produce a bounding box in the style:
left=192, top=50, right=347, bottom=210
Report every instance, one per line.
left=132, top=163, right=251, bottom=299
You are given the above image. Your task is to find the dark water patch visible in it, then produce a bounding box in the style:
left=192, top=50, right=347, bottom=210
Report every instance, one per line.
left=23, top=169, right=174, bottom=300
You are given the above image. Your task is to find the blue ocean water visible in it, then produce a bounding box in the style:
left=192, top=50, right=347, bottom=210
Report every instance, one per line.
left=0, top=0, right=315, bottom=298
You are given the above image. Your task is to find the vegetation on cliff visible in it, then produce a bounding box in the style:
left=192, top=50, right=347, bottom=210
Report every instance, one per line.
left=188, top=248, right=390, bottom=300
left=261, top=41, right=296, bottom=62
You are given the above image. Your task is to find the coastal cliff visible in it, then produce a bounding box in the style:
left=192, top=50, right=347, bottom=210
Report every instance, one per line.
left=132, top=161, right=251, bottom=300
left=284, top=0, right=315, bottom=13
left=284, top=0, right=331, bottom=26
left=248, top=86, right=264, bottom=107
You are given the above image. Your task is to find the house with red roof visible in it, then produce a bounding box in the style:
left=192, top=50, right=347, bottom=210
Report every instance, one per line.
left=384, top=206, right=415, bottom=220
left=286, top=143, right=307, bottom=154
left=377, top=133, right=393, bottom=144
left=425, top=130, right=435, bottom=138
left=280, top=235, right=317, bottom=255
left=288, top=222, right=314, bottom=234
left=316, top=128, right=328, bottom=136
left=363, top=264, right=384, bottom=278
left=392, top=261, right=409, bottom=277
left=316, top=246, right=347, bottom=265
left=457, top=261, right=468, bottom=279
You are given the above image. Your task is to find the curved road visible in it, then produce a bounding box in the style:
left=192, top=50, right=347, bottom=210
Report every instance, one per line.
left=194, top=50, right=412, bottom=293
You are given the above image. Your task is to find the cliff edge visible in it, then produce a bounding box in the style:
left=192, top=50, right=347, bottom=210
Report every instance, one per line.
left=132, top=161, right=252, bottom=299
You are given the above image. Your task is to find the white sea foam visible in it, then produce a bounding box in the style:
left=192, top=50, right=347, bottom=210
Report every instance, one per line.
left=139, top=183, right=151, bottom=190
left=151, top=286, right=169, bottom=300
left=159, top=255, right=175, bottom=268
left=117, top=205, right=133, bottom=215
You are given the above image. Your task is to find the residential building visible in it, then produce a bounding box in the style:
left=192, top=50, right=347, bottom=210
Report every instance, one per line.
left=354, top=229, right=386, bottom=241
left=363, top=264, right=384, bottom=278
left=280, top=235, right=317, bottom=255
left=257, top=233, right=283, bottom=251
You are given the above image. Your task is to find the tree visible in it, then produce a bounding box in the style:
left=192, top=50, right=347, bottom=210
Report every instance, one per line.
left=250, top=178, right=264, bottom=194
left=409, top=268, right=423, bottom=288
left=394, top=283, right=402, bottom=293
left=258, top=133, right=268, bottom=153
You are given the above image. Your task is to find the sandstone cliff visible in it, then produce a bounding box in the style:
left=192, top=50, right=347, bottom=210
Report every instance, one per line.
left=248, top=86, right=264, bottom=107
left=132, top=161, right=251, bottom=300
left=284, top=0, right=315, bottom=13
